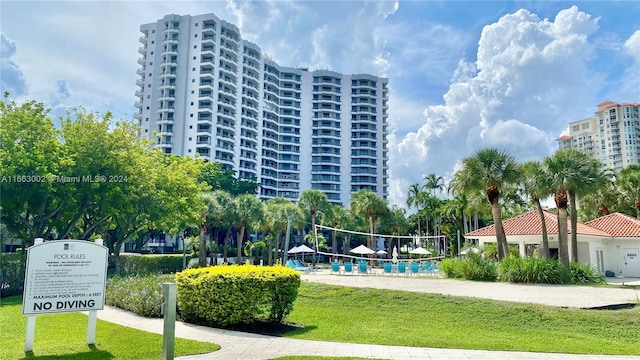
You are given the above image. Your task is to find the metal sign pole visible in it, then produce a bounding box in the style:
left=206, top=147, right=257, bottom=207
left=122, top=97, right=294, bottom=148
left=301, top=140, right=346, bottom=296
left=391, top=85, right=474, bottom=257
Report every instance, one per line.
left=162, top=283, right=177, bottom=360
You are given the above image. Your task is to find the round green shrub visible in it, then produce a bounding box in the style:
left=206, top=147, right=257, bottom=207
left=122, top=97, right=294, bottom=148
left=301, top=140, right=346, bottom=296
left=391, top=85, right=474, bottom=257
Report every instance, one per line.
left=175, top=265, right=300, bottom=327
left=570, top=262, right=605, bottom=284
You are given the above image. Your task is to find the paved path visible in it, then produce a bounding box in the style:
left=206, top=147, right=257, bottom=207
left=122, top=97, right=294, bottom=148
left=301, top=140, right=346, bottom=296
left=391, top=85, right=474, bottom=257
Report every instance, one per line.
left=96, top=273, right=640, bottom=360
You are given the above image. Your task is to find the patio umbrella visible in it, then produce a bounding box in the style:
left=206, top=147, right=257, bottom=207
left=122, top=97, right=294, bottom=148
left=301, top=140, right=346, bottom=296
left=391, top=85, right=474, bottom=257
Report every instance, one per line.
left=287, top=245, right=300, bottom=254
left=409, top=247, right=432, bottom=255
left=376, top=249, right=388, bottom=255
left=350, top=244, right=375, bottom=255
left=392, top=246, right=398, bottom=264
left=291, top=244, right=314, bottom=254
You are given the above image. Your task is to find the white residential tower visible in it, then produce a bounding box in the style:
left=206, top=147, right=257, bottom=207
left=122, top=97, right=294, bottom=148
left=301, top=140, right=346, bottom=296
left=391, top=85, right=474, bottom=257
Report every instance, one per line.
left=134, top=14, right=389, bottom=205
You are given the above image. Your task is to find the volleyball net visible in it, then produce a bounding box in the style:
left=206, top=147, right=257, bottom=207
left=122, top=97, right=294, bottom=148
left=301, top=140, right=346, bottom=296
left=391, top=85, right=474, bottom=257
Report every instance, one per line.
left=311, top=224, right=448, bottom=264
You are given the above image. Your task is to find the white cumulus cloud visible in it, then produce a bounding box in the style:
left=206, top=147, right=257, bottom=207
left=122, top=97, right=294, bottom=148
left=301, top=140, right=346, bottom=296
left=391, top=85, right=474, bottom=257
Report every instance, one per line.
left=389, top=6, right=603, bottom=206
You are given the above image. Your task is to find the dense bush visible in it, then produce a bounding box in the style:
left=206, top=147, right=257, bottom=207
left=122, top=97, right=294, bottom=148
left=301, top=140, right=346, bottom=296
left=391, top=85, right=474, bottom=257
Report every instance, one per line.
left=175, top=265, right=300, bottom=327
left=0, top=254, right=26, bottom=298
left=106, top=274, right=174, bottom=317
left=499, top=257, right=569, bottom=284
left=441, top=253, right=498, bottom=281
left=570, top=262, right=605, bottom=284
left=112, top=254, right=184, bottom=275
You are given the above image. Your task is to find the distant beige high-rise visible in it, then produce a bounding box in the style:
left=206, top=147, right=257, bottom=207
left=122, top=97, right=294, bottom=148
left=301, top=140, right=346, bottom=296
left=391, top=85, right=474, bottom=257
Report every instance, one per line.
left=557, top=100, right=640, bottom=172
left=134, top=14, right=389, bottom=205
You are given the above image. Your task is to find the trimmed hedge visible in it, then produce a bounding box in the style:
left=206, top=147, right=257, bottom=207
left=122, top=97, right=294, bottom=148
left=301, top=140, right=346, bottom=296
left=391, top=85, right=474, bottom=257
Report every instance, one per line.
left=0, top=254, right=26, bottom=298
left=113, top=254, right=184, bottom=275
left=175, top=265, right=300, bottom=327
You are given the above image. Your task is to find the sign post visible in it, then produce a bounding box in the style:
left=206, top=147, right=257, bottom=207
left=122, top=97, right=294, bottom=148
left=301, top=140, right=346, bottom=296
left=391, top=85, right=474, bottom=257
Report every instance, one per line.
left=23, top=238, right=108, bottom=352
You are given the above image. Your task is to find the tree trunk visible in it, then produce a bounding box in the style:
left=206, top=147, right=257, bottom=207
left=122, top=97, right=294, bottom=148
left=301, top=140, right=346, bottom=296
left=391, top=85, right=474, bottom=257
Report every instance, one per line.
left=223, top=224, right=232, bottom=264
left=198, top=224, right=207, bottom=267
left=555, top=189, right=570, bottom=270
left=311, top=215, right=317, bottom=266
left=491, top=201, right=508, bottom=260
left=237, top=224, right=246, bottom=265
left=568, top=191, right=578, bottom=263
left=535, top=198, right=550, bottom=259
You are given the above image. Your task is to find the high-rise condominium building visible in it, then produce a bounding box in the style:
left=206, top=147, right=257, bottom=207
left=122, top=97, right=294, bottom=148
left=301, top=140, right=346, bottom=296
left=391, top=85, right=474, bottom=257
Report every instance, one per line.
left=134, top=14, right=389, bottom=205
left=557, top=100, right=640, bottom=172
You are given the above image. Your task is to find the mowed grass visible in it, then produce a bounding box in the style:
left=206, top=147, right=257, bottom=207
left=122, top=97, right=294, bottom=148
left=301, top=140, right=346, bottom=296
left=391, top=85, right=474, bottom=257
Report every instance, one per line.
left=283, top=282, right=640, bottom=355
left=0, top=296, right=219, bottom=360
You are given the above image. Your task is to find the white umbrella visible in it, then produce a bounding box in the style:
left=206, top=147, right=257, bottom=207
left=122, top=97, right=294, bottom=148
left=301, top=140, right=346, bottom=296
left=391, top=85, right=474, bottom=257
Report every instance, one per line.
left=376, top=249, right=388, bottom=255
left=461, top=247, right=480, bottom=255
left=350, top=244, right=375, bottom=255
left=409, top=247, right=432, bottom=255
left=290, top=244, right=314, bottom=254
left=392, top=246, right=398, bottom=264
left=287, top=245, right=300, bottom=254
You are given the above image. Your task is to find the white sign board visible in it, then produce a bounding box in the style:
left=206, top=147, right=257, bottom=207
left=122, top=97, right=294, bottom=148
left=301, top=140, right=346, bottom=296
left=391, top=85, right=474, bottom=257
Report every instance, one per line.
left=22, top=240, right=108, bottom=315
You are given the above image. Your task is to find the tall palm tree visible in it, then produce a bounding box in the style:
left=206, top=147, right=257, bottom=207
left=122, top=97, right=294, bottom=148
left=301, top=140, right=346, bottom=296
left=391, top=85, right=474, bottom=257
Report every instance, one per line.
left=298, top=189, right=332, bottom=263
left=406, top=183, right=425, bottom=235
left=618, top=164, right=640, bottom=217
left=451, top=148, right=519, bottom=260
left=210, top=190, right=235, bottom=264
left=328, top=204, right=348, bottom=257
left=520, top=161, right=552, bottom=258
left=424, top=173, right=445, bottom=197
left=349, top=189, right=388, bottom=252
left=546, top=149, right=604, bottom=263
left=196, top=192, right=216, bottom=267
left=234, top=194, right=263, bottom=264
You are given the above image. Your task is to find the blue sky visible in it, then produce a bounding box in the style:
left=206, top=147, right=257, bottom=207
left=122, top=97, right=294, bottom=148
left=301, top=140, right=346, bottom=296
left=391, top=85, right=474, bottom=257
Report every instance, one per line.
left=1, top=1, right=639, bottom=207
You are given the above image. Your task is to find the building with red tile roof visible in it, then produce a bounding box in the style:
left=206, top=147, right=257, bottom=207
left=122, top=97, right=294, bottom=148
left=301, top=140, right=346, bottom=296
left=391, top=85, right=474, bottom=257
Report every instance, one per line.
left=465, top=210, right=640, bottom=278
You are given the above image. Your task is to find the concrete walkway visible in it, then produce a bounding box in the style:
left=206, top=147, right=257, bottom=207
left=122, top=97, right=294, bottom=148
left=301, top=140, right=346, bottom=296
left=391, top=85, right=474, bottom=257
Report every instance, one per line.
left=96, top=273, right=640, bottom=360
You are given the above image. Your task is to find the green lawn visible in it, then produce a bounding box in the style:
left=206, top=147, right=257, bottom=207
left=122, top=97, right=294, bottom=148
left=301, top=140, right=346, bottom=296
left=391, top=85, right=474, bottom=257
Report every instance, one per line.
left=282, top=282, right=640, bottom=355
left=0, top=296, right=219, bottom=360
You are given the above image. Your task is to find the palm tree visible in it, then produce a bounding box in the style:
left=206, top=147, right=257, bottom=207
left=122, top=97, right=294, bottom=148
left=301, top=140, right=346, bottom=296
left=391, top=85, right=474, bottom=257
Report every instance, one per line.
left=406, top=183, right=424, bottom=235
left=380, top=205, right=409, bottom=256
left=234, top=194, right=263, bottom=264
left=263, top=197, right=298, bottom=265
left=546, top=149, right=604, bottom=263
left=210, top=190, right=235, bottom=264
left=298, top=189, right=332, bottom=263
left=618, top=164, right=640, bottom=217
left=451, top=148, right=520, bottom=261
left=196, top=192, right=216, bottom=267
left=328, top=204, right=348, bottom=257
left=424, top=173, right=445, bottom=197
left=520, top=161, right=552, bottom=258
left=349, top=189, right=388, bottom=252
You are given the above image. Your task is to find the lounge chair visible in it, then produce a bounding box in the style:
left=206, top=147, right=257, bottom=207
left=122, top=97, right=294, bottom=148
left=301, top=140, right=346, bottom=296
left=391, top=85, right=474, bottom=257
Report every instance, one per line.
left=358, top=261, right=368, bottom=274
left=383, top=262, right=393, bottom=275
left=410, top=262, right=420, bottom=276
left=287, top=259, right=311, bottom=273
left=344, top=262, right=354, bottom=275
left=331, top=261, right=341, bottom=274
left=397, top=262, right=407, bottom=276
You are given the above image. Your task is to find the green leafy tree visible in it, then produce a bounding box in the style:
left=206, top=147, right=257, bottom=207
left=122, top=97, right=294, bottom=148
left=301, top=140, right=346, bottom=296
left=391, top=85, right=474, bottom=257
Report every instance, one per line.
left=451, top=148, right=520, bottom=261
left=196, top=192, right=216, bottom=267
left=0, top=97, right=62, bottom=247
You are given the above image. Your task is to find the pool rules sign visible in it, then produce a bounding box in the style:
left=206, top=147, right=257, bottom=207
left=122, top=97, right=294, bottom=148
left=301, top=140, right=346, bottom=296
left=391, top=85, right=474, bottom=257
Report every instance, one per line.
left=22, top=238, right=108, bottom=351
